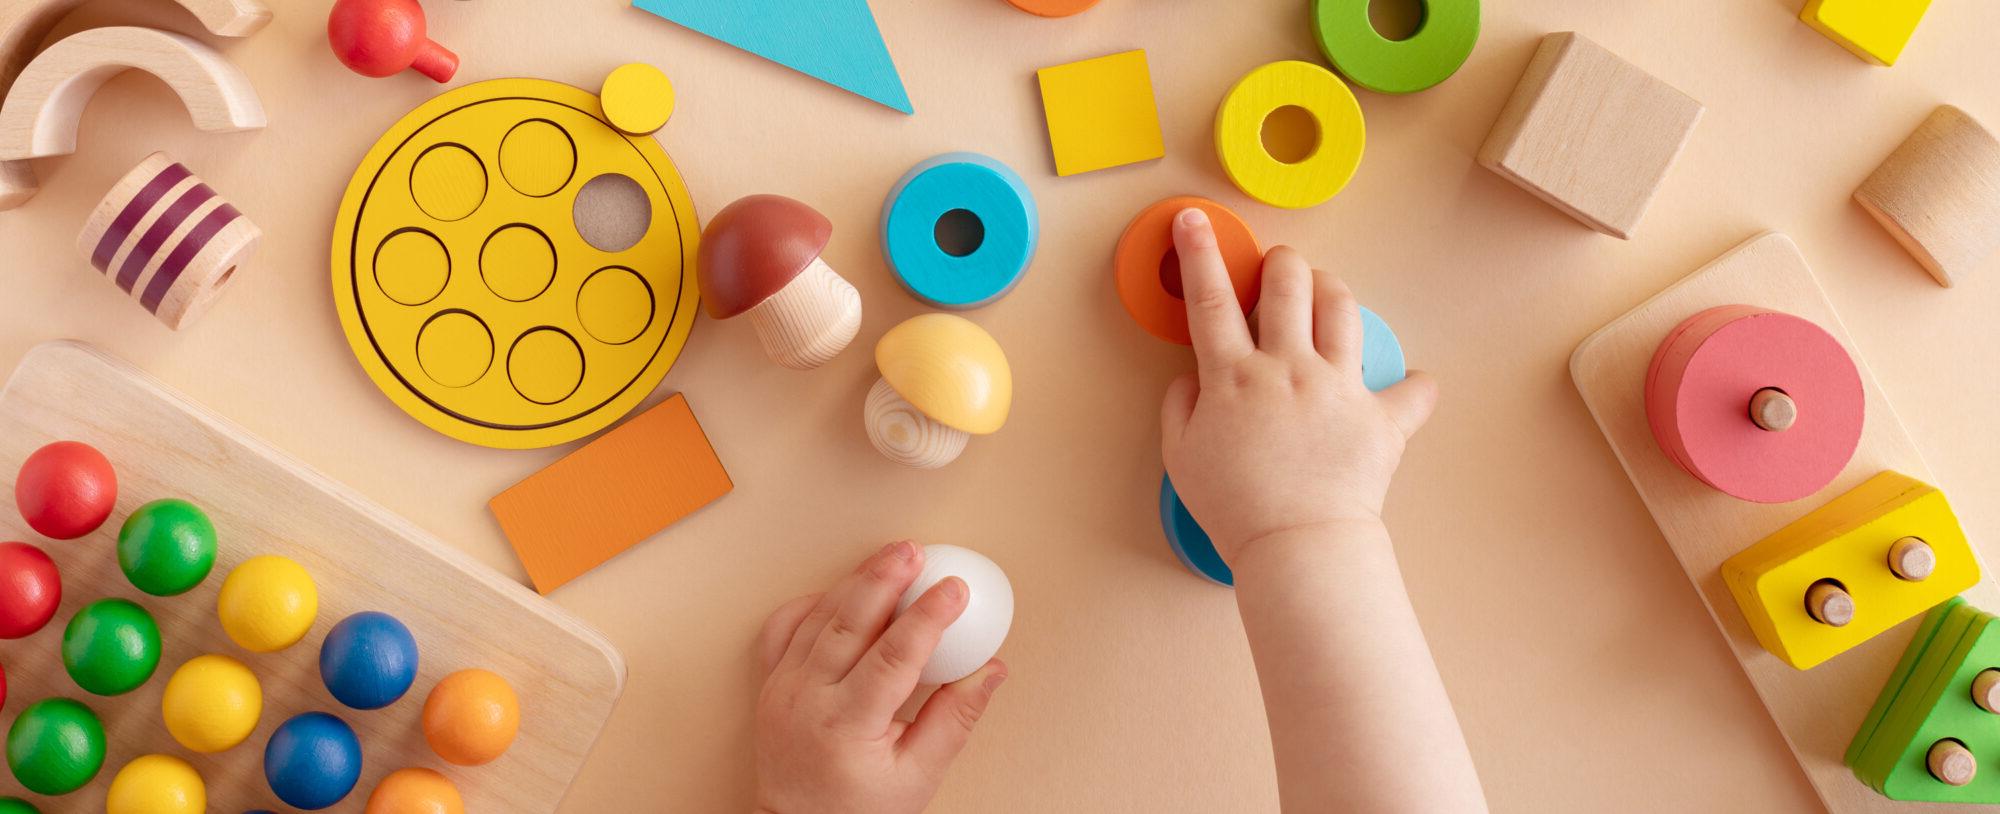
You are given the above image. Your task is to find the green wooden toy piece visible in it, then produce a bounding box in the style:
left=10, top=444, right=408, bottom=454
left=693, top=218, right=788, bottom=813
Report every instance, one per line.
left=1873, top=613, right=2000, bottom=801
left=1848, top=597, right=1961, bottom=767
left=5, top=698, right=105, bottom=795
left=116, top=498, right=218, bottom=596
left=1857, top=603, right=1982, bottom=788
left=0, top=797, right=38, bottom=814
left=60, top=598, right=162, bottom=696
left=1310, top=0, right=1480, bottom=94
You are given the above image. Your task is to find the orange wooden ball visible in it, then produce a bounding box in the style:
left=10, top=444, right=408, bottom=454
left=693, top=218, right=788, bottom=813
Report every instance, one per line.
left=366, top=767, right=463, bottom=814
left=422, top=669, right=520, bottom=766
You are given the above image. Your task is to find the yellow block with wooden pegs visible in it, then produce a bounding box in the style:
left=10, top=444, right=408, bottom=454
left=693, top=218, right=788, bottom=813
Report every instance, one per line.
left=1722, top=471, right=1978, bottom=670
left=1800, top=0, right=1932, bottom=66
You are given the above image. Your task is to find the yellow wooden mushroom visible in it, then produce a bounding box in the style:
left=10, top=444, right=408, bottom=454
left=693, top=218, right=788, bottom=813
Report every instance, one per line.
left=865, top=314, right=1012, bottom=468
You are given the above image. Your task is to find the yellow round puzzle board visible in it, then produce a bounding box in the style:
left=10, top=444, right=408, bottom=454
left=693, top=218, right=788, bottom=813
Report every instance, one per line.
left=332, top=78, right=700, bottom=449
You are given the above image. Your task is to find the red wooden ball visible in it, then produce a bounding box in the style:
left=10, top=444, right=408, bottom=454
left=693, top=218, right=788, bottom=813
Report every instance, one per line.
left=15, top=441, right=116, bottom=540
left=0, top=542, right=61, bottom=639
left=327, top=0, right=459, bottom=83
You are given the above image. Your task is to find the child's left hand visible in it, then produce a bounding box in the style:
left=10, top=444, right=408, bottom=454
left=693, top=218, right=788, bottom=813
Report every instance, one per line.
left=752, top=541, right=1009, bottom=814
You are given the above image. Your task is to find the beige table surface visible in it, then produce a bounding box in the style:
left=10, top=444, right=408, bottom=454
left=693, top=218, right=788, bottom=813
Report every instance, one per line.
left=3, top=0, right=1998, bottom=810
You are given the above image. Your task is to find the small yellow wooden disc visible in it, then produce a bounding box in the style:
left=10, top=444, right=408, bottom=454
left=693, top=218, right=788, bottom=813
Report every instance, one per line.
left=1214, top=60, right=1365, bottom=209
left=331, top=78, right=701, bottom=449
left=601, top=63, right=675, bottom=136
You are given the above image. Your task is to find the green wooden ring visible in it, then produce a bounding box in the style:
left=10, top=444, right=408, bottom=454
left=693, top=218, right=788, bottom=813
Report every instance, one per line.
left=1311, top=0, right=1480, bottom=94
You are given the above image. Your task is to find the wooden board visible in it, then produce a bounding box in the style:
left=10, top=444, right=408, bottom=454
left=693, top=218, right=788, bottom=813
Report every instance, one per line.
left=1571, top=231, right=2000, bottom=813
left=0, top=341, right=624, bottom=811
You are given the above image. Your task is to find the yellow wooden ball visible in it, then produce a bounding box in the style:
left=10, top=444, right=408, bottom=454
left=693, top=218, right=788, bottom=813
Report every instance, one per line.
left=162, top=654, right=263, bottom=753
left=106, top=754, right=205, bottom=814
left=217, top=555, right=318, bottom=652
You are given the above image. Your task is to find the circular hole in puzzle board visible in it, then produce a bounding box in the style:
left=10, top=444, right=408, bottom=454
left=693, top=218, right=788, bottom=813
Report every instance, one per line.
left=499, top=118, right=577, bottom=198
left=479, top=224, right=558, bottom=302
left=576, top=266, right=654, bottom=345
left=416, top=309, right=494, bottom=388
left=373, top=228, right=451, bottom=306
left=572, top=173, right=652, bottom=253
left=409, top=143, right=487, bottom=222
left=933, top=208, right=985, bottom=258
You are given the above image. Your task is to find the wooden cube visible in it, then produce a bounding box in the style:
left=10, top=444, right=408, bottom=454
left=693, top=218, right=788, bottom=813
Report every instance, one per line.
left=1854, top=105, right=2000, bottom=287
left=1477, top=32, right=1703, bottom=239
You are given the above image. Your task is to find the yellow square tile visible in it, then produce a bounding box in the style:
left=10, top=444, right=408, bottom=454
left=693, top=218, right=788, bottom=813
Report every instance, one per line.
left=1802, top=0, right=1932, bottom=66
left=1036, top=50, right=1164, bottom=176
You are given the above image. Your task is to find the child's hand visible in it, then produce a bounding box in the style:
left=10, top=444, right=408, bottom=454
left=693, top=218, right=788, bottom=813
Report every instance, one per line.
left=1160, top=208, right=1438, bottom=564
left=752, top=541, right=1008, bottom=814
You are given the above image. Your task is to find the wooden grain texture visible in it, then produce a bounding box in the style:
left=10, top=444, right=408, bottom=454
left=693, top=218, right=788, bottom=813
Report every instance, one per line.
left=1572, top=230, right=2000, bottom=812
left=489, top=393, right=734, bottom=594
left=1478, top=31, right=1703, bottom=239
left=0, top=341, right=623, bottom=811
left=1854, top=105, right=2000, bottom=288
left=745, top=257, right=863, bottom=371
left=0, top=26, right=264, bottom=162
left=75, top=151, right=261, bottom=330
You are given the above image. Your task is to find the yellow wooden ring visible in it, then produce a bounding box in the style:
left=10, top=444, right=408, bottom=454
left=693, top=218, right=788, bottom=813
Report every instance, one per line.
left=1214, top=61, right=1365, bottom=209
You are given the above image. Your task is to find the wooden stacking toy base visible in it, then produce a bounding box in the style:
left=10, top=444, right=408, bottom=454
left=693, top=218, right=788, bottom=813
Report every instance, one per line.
left=746, top=258, right=862, bottom=371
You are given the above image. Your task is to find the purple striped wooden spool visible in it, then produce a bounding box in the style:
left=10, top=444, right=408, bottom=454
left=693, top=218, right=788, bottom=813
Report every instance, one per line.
left=74, top=152, right=260, bottom=329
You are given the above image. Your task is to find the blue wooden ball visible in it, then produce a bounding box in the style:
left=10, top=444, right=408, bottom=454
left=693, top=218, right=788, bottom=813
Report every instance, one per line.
left=263, top=712, right=361, bottom=810
left=318, top=611, right=418, bottom=710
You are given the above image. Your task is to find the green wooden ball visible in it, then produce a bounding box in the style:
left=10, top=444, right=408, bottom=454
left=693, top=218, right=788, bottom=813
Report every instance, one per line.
left=5, top=698, right=105, bottom=795
left=61, top=599, right=161, bottom=696
left=0, top=797, right=38, bottom=814
left=116, top=498, right=217, bottom=596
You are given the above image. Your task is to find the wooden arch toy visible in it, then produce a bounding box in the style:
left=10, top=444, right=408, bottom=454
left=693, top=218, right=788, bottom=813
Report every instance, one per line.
left=0, top=26, right=265, bottom=162
left=0, top=0, right=269, bottom=209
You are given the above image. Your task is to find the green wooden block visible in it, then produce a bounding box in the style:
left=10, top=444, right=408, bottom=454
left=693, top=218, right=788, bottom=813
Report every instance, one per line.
left=1874, top=613, right=2000, bottom=801
left=1849, top=597, right=1963, bottom=767
left=1857, top=602, right=1982, bottom=789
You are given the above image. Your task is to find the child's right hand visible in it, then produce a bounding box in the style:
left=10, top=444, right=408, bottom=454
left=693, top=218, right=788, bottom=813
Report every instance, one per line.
left=1159, top=208, right=1438, bottom=564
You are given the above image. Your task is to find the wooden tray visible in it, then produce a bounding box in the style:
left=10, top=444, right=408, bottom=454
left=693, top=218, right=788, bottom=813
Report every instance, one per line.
left=1572, top=231, right=2000, bottom=812
left=0, top=341, right=624, bottom=810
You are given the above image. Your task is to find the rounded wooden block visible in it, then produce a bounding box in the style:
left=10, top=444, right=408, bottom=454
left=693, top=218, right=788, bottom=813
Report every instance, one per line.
left=330, top=78, right=702, bottom=449
left=600, top=63, right=674, bottom=136
left=1889, top=536, right=1936, bottom=582
left=1643, top=306, right=1864, bottom=504
left=1214, top=60, right=1365, bottom=209
left=864, top=377, right=969, bottom=469
left=880, top=153, right=1037, bottom=309
left=1853, top=105, right=2000, bottom=288
left=1004, top=0, right=1100, bottom=16
left=874, top=314, right=1012, bottom=435
left=1748, top=387, right=1796, bottom=432
left=0, top=27, right=266, bottom=162
left=1113, top=196, right=1262, bottom=345
left=1972, top=669, right=2000, bottom=714
left=1804, top=580, right=1853, bottom=627
left=75, top=152, right=260, bottom=330
left=1927, top=739, right=1976, bottom=786
left=1310, top=0, right=1480, bottom=94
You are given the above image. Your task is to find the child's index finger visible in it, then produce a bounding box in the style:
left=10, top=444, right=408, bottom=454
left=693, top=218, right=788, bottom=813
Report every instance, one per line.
left=1172, top=208, right=1254, bottom=365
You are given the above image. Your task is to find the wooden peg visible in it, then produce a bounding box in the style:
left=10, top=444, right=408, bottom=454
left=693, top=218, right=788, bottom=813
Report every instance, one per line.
left=1928, top=739, right=1976, bottom=786
left=1805, top=580, right=1854, bottom=627
left=1889, top=536, right=1936, bottom=581
left=1972, top=669, right=2000, bottom=714
left=1748, top=388, right=1796, bottom=432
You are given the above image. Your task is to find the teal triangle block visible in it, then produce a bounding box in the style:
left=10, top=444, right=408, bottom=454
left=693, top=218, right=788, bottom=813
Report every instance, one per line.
left=632, top=0, right=913, bottom=114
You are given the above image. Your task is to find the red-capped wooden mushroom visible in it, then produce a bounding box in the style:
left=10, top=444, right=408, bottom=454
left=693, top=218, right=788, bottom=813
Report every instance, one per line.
left=697, top=195, right=863, bottom=370
left=328, top=0, right=459, bottom=83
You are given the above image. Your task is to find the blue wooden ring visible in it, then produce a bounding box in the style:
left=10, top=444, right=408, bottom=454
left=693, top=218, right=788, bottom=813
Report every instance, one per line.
left=1160, top=306, right=1406, bottom=586
left=881, top=152, right=1037, bottom=309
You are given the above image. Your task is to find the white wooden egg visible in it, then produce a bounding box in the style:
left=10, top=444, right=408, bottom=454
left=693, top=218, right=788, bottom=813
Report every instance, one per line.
left=896, top=544, right=1013, bottom=685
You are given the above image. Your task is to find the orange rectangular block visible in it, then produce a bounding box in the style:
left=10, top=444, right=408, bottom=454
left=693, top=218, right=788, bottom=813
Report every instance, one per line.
left=491, top=394, right=732, bottom=593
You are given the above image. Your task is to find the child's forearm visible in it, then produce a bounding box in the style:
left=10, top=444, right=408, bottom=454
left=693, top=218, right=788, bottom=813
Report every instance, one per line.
left=1232, top=522, right=1488, bottom=814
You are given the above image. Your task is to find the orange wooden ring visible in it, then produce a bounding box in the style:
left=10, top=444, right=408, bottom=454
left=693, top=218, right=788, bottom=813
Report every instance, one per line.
left=1114, top=196, right=1261, bottom=345
left=1005, top=0, right=1101, bottom=17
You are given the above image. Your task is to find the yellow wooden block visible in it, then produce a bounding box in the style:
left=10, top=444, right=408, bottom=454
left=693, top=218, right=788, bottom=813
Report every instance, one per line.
left=1723, top=471, right=1979, bottom=670
left=1801, top=0, right=1932, bottom=66
left=1035, top=50, right=1164, bottom=177
left=1213, top=60, right=1365, bottom=210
